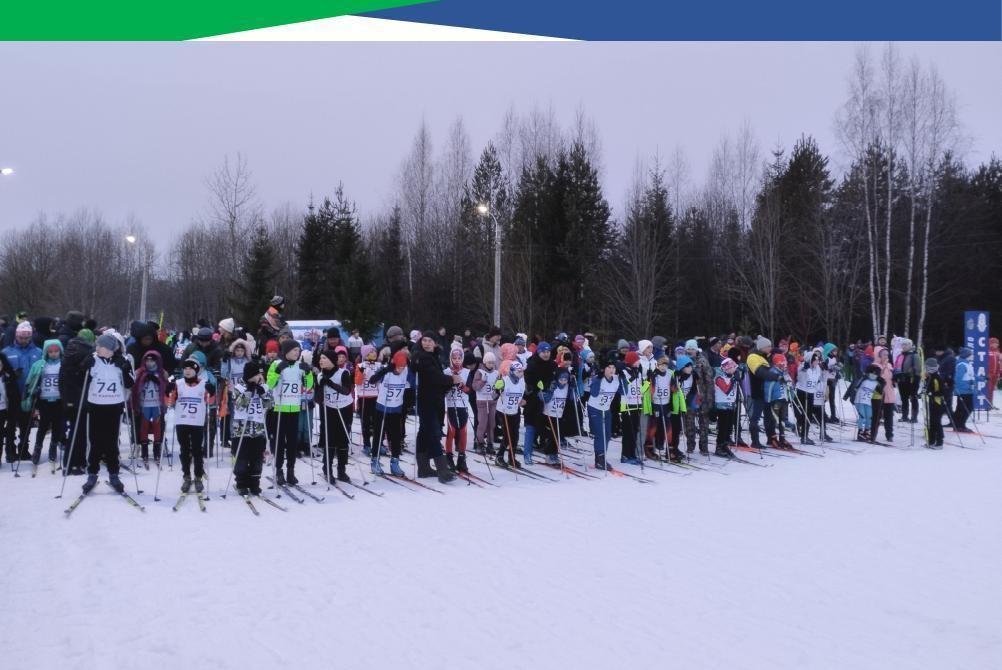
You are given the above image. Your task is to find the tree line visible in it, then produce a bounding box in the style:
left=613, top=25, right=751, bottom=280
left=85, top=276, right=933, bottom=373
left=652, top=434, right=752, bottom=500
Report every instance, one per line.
left=1, top=45, right=998, bottom=348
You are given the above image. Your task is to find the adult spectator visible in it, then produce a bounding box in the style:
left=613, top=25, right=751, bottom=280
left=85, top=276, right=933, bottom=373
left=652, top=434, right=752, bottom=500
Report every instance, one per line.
left=2, top=321, right=42, bottom=459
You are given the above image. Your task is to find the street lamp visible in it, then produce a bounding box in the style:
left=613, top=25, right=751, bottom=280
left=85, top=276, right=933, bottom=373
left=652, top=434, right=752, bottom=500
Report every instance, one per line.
left=125, top=234, right=148, bottom=322
left=0, top=168, right=14, bottom=177
left=477, top=203, right=501, bottom=329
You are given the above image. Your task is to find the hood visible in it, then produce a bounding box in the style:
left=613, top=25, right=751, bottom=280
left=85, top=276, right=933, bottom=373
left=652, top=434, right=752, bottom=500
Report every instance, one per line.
left=41, top=338, right=64, bottom=358
left=229, top=338, right=250, bottom=355
left=34, top=317, right=55, bottom=338
left=140, top=349, right=164, bottom=368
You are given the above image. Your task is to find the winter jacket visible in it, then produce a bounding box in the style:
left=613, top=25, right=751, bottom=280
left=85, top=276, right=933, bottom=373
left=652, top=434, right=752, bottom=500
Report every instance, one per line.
left=873, top=347, right=897, bottom=404
left=692, top=352, right=715, bottom=411
left=745, top=349, right=781, bottom=400
left=955, top=357, right=975, bottom=395
left=0, top=352, right=23, bottom=412
left=183, top=340, right=223, bottom=376
left=938, top=350, right=957, bottom=386
left=130, top=349, right=169, bottom=413
left=21, top=339, right=64, bottom=410
left=56, top=311, right=85, bottom=348
left=266, top=359, right=314, bottom=413
left=524, top=352, right=558, bottom=423
left=2, top=340, right=42, bottom=394
left=60, top=336, right=94, bottom=410
left=128, top=322, right=178, bottom=374
left=411, top=347, right=454, bottom=411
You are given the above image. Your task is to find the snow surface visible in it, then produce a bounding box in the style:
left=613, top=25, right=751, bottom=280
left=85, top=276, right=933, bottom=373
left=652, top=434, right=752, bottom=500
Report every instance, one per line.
left=4, top=403, right=1002, bottom=670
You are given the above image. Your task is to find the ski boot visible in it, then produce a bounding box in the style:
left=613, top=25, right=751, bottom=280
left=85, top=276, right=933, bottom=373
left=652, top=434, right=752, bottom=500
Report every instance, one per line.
left=669, top=448, right=685, bottom=463
left=143, top=457, right=150, bottom=471
left=445, top=452, right=456, bottom=472
left=286, top=471, right=299, bottom=486
left=194, top=478, right=205, bottom=494
left=714, top=445, right=736, bottom=459
left=181, top=477, right=193, bottom=493
left=822, top=433, right=835, bottom=443
left=456, top=452, right=469, bottom=473
left=417, top=455, right=438, bottom=478
left=620, top=457, right=640, bottom=465
left=433, top=455, right=456, bottom=483
left=494, top=450, right=507, bottom=468
left=237, top=487, right=250, bottom=497
left=337, top=470, right=351, bottom=484
left=768, top=436, right=782, bottom=450
left=82, top=474, right=98, bottom=494
left=644, top=446, right=658, bottom=460
left=594, top=453, right=612, bottom=471
left=801, top=436, right=816, bottom=446
left=484, top=442, right=496, bottom=457
left=370, top=458, right=384, bottom=475
left=362, top=445, right=372, bottom=457
left=546, top=454, right=560, bottom=466
left=390, top=458, right=405, bottom=476
left=275, top=470, right=286, bottom=486
left=108, top=474, right=125, bottom=494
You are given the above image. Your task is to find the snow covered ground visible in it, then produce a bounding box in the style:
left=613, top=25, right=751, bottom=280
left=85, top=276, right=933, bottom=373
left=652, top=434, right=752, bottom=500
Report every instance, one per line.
left=4, top=406, right=1001, bottom=670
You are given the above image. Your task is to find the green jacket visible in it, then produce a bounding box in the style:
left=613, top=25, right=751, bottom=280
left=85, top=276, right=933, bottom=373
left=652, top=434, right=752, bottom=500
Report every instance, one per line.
left=266, top=359, right=315, bottom=413
left=22, top=339, right=63, bottom=411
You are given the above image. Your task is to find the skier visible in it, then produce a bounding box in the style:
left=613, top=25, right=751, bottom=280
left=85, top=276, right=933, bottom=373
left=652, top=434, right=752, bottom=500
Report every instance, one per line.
left=472, top=352, right=499, bottom=455
left=895, top=339, right=920, bottom=423
left=617, top=351, right=644, bottom=465
left=713, top=358, right=739, bottom=452
left=744, top=336, right=781, bottom=451
left=953, top=347, right=975, bottom=432
left=257, top=295, right=287, bottom=356
left=231, top=361, right=272, bottom=496
left=266, top=339, right=314, bottom=486
left=80, top=333, right=134, bottom=494
left=538, top=369, right=572, bottom=466
left=220, top=338, right=252, bottom=452
left=794, top=348, right=825, bottom=444
left=442, top=346, right=471, bottom=472
left=0, top=353, right=22, bottom=466
left=872, top=346, right=897, bottom=441
left=650, top=355, right=683, bottom=462
left=130, top=351, right=168, bottom=468
left=368, top=349, right=410, bottom=476
left=686, top=339, right=715, bottom=456
left=354, top=344, right=381, bottom=455
left=316, top=346, right=354, bottom=484
left=494, top=360, right=527, bottom=469
left=523, top=341, right=557, bottom=465
left=587, top=360, right=619, bottom=470
left=411, top=331, right=457, bottom=483
left=2, top=321, right=42, bottom=461
left=843, top=364, right=882, bottom=442
left=22, top=339, right=65, bottom=469
left=167, top=358, right=215, bottom=493
left=923, top=358, right=945, bottom=447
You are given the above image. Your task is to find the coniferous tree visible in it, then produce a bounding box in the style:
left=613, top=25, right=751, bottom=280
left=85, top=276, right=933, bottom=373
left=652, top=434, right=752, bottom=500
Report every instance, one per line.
left=232, top=223, right=279, bottom=329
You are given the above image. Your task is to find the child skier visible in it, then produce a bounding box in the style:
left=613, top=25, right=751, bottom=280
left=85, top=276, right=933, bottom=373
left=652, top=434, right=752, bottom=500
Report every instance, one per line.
left=368, top=349, right=410, bottom=476
left=131, top=351, right=168, bottom=468
left=714, top=358, right=739, bottom=452
left=80, top=333, right=135, bottom=494
left=923, top=358, right=945, bottom=448
left=843, top=364, right=882, bottom=442
left=167, top=358, right=216, bottom=493
left=650, top=356, right=684, bottom=462
left=765, top=354, right=792, bottom=448
left=443, top=346, right=471, bottom=473
left=953, top=347, right=975, bottom=432
left=231, top=361, right=272, bottom=495
left=618, top=351, right=644, bottom=464
left=472, top=352, right=499, bottom=456
left=795, top=348, right=825, bottom=444
left=354, top=344, right=381, bottom=454
left=587, top=360, right=620, bottom=470
left=316, top=346, right=354, bottom=484
left=673, top=355, right=702, bottom=454
left=494, top=360, right=527, bottom=468
left=266, top=339, right=314, bottom=486
left=23, top=339, right=65, bottom=469
left=538, top=369, right=572, bottom=466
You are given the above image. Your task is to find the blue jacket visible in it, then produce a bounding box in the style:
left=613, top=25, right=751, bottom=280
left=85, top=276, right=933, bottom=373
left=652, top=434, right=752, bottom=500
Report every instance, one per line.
left=954, top=358, right=975, bottom=395
left=2, top=341, right=42, bottom=394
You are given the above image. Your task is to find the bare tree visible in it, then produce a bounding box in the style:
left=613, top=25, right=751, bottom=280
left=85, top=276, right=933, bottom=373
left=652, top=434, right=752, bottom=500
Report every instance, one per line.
left=878, top=43, right=902, bottom=336
left=398, top=120, right=435, bottom=316
left=899, top=57, right=929, bottom=338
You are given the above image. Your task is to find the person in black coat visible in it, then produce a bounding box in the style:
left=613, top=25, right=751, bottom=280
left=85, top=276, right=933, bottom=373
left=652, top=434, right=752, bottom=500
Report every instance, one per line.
left=60, top=329, right=95, bottom=474
left=127, top=322, right=178, bottom=375
left=411, top=331, right=458, bottom=483
left=523, top=342, right=558, bottom=464
left=56, top=311, right=85, bottom=348
left=0, top=352, right=23, bottom=464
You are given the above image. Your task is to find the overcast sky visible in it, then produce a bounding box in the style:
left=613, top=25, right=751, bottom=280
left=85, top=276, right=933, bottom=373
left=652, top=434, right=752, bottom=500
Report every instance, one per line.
left=0, top=42, right=999, bottom=246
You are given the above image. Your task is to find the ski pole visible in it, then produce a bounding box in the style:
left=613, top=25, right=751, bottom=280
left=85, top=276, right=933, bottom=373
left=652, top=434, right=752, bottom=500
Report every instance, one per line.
left=321, top=405, right=332, bottom=490
left=56, top=369, right=90, bottom=499
left=123, top=401, right=142, bottom=494
left=465, top=396, right=492, bottom=480
left=221, top=415, right=249, bottom=499
left=600, top=407, right=609, bottom=477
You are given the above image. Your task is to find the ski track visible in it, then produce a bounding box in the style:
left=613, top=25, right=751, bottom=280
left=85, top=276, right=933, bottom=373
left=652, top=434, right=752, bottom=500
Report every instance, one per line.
left=3, top=404, right=1001, bottom=670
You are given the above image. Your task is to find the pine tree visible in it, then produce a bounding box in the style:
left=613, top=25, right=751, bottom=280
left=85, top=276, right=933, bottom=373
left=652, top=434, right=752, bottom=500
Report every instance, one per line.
left=298, top=197, right=331, bottom=317
left=231, top=223, right=279, bottom=329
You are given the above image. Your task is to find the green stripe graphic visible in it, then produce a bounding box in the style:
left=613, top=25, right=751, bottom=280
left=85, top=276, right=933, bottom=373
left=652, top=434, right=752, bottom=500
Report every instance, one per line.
left=0, top=0, right=433, bottom=40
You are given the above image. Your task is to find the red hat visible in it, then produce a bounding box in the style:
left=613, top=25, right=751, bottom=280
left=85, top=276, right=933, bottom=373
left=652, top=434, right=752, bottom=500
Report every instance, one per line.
left=625, top=351, right=640, bottom=366
left=772, top=354, right=787, bottom=367
left=392, top=350, right=409, bottom=368
left=265, top=339, right=279, bottom=354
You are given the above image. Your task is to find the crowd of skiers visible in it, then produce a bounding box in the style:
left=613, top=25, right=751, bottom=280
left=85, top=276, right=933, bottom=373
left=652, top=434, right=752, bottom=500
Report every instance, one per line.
left=1, top=299, right=999, bottom=498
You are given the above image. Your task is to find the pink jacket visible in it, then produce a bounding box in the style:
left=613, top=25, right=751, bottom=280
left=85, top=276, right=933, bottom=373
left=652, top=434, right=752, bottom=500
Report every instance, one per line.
left=874, top=346, right=897, bottom=404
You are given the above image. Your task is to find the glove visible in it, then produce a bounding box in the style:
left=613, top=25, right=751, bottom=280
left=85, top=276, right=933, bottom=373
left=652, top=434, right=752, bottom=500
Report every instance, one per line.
left=493, top=379, right=505, bottom=390
left=536, top=381, right=544, bottom=391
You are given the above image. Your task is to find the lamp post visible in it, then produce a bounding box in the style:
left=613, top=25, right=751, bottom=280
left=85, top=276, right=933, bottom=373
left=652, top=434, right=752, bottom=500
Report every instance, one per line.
left=476, top=203, right=501, bottom=329
left=125, top=234, right=148, bottom=322
left=0, top=168, right=14, bottom=177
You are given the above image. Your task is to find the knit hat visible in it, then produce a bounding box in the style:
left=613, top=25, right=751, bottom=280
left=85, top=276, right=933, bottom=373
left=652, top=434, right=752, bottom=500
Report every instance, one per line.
left=15, top=321, right=32, bottom=335
left=96, top=333, right=119, bottom=352
left=463, top=351, right=478, bottom=367
left=514, top=335, right=526, bottom=346
left=771, top=353, right=787, bottom=366
left=361, top=344, right=376, bottom=359
left=218, top=318, right=235, bottom=335
left=483, top=352, right=497, bottom=366
left=265, top=339, right=280, bottom=354
left=958, top=347, right=973, bottom=359
left=182, top=357, right=201, bottom=372
left=509, top=361, right=524, bottom=374
left=556, top=369, right=570, bottom=382
left=675, top=355, right=693, bottom=370
left=823, top=343, right=837, bottom=358
left=925, top=358, right=939, bottom=372
left=638, top=339, right=653, bottom=354
left=536, top=342, right=552, bottom=353
left=386, top=325, right=404, bottom=339
left=77, top=328, right=95, bottom=344
left=617, top=339, right=629, bottom=350
left=280, top=339, right=300, bottom=357
left=755, top=336, right=772, bottom=351
left=243, top=360, right=261, bottom=382
left=624, top=351, right=640, bottom=366
left=410, top=329, right=422, bottom=341
left=391, top=350, right=409, bottom=368
left=195, top=327, right=213, bottom=342
left=651, top=336, right=667, bottom=348
left=326, top=327, right=341, bottom=339
left=737, top=335, right=754, bottom=350
left=721, top=358, right=738, bottom=372
left=684, top=339, right=698, bottom=352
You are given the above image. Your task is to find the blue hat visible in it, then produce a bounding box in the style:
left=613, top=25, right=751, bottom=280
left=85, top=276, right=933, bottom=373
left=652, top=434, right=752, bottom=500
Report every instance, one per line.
left=675, top=355, right=693, bottom=370
left=537, top=342, right=552, bottom=353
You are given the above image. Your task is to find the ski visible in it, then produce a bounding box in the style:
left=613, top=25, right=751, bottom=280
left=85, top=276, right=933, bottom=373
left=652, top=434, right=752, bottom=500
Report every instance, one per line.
left=386, top=473, right=446, bottom=494
left=344, top=480, right=383, bottom=497
left=172, top=492, right=189, bottom=512
left=775, top=444, right=825, bottom=457
left=265, top=477, right=305, bottom=504
left=455, top=471, right=486, bottom=487
left=254, top=494, right=288, bottom=511
left=64, top=492, right=90, bottom=516
left=374, top=472, right=414, bottom=491
left=458, top=470, right=498, bottom=486
left=241, top=493, right=260, bottom=515
left=106, top=481, right=146, bottom=511
left=712, top=453, right=773, bottom=467
left=494, top=461, right=555, bottom=481
left=607, top=466, right=655, bottom=483
left=330, top=484, right=356, bottom=499
left=196, top=492, right=207, bottom=512
left=543, top=463, right=599, bottom=479
left=291, top=484, right=325, bottom=503
left=733, top=444, right=793, bottom=458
